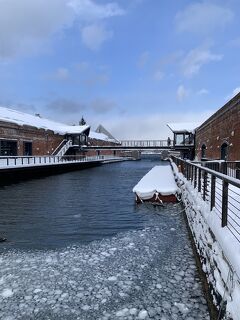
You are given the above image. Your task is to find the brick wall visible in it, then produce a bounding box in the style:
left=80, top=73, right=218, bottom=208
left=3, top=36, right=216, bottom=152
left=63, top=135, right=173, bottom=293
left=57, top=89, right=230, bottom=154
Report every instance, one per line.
left=0, top=121, right=64, bottom=156
left=195, top=93, right=240, bottom=161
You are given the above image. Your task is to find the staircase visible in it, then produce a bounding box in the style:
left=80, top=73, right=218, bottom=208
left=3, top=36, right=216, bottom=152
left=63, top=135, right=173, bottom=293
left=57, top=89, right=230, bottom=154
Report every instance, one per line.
left=52, top=139, right=73, bottom=156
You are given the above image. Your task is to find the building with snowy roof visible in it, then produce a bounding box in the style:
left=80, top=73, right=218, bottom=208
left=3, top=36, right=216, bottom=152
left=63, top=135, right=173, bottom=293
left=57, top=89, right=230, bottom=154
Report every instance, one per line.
left=0, top=106, right=119, bottom=157
left=167, top=122, right=199, bottom=159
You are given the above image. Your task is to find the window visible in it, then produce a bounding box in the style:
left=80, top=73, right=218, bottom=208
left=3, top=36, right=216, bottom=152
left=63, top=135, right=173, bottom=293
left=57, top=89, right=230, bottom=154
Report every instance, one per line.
left=201, top=144, right=206, bottom=159
left=24, top=142, right=32, bottom=156
left=0, top=140, right=17, bottom=156
left=175, top=134, right=184, bottom=145
left=221, top=143, right=228, bottom=160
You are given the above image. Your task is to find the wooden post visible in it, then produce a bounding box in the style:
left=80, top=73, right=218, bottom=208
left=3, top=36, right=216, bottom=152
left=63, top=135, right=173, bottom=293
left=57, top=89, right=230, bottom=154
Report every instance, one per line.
left=222, top=180, right=228, bottom=227
left=210, top=175, right=216, bottom=210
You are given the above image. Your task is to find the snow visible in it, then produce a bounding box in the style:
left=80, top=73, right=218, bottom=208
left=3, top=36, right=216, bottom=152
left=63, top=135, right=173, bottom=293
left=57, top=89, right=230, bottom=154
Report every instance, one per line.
left=0, top=106, right=89, bottom=135
left=133, top=165, right=180, bottom=199
left=171, top=161, right=240, bottom=320
left=167, top=122, right=200, bottom=133
left=89, top=131, right=116, bottom=143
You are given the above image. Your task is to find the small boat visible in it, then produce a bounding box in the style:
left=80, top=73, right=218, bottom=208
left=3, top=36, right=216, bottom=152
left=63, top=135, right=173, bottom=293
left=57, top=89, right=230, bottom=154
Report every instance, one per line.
left=133, top=165, right=180, bottom=204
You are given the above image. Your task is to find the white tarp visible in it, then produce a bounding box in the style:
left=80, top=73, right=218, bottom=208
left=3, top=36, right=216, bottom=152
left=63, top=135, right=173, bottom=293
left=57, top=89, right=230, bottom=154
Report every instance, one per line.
left=133, top=165, right=179, bottom=199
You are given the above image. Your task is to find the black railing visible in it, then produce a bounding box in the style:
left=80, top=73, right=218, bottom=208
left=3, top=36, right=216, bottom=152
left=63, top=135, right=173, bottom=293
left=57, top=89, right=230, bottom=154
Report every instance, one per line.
left=172, top=157, right=240, bottom=243
left=202, top=161, right=240, bottom=179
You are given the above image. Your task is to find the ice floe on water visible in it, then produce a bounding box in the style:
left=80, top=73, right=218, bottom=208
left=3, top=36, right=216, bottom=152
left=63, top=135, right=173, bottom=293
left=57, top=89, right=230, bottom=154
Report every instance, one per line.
left=0, top=205, right=210, bottom=319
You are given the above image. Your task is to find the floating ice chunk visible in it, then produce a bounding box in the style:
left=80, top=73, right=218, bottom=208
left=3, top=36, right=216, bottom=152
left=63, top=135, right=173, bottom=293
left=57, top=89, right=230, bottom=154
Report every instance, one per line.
left=174, top=302, right=189, bottom=313
left=82, top=305, right=90, bottom=311
left=33, top=288, right=42, bottom=294
left=129, top=308, right=138, bottom=315
left=107, top=276, right=117, bottom=281
left=156, top=284, right=162, bottom=289
left=170, top=228, right=176, bottom=231
left=138, top=310, right=148, bottom=319
left=116, top=308, right=129, bottom=317
left=1, top=288, right=13, bottom=298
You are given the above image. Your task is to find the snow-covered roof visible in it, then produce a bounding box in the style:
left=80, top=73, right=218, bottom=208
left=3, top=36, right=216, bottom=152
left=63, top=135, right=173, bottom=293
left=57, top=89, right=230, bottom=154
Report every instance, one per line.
left=89, top=131, right=117, bottom=143
left=0, top=106, right=90, bottom=135
left=167, top=122, right=200, bottom=133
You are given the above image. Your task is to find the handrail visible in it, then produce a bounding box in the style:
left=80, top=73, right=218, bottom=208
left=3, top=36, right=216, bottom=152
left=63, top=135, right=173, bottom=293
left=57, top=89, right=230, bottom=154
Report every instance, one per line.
left=0, top=155, right=124, bottom=167
left=52, top=139, right=67, bottom=155
left=172, top=156, right=240, bottom=243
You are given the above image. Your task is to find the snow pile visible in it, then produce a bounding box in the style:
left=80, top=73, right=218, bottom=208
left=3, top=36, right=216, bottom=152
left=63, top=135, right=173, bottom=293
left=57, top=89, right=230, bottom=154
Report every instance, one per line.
left=0, top=206, right=210, bottom=319
left=171, top=161, right=240, bottom=320
left=133, top=165, right=179, bottom=199
left=0, top=106, right=90, bottom=135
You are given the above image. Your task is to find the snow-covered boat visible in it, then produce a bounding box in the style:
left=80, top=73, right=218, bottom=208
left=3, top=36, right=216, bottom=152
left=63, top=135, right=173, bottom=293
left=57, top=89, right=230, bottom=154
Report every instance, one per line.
left=132, top=165, right=180, bottom=204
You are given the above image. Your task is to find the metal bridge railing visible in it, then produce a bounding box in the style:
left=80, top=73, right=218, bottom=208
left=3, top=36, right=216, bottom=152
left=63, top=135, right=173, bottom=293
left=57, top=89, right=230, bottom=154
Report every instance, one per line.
left=0, top=155, right=122, bottom=168
left=172, top=156, right=240, bottom=243
left=120, top=140, right=171, bottom=147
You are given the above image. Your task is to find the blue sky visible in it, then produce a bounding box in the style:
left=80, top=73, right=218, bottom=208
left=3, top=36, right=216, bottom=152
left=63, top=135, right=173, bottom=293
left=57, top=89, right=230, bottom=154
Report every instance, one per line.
left=0, top=0, right=239, bottom=139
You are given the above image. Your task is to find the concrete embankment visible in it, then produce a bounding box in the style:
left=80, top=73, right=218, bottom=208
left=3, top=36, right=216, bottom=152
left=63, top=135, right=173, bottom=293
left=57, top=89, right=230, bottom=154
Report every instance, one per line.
left=0, top=161, right=103, bottom=185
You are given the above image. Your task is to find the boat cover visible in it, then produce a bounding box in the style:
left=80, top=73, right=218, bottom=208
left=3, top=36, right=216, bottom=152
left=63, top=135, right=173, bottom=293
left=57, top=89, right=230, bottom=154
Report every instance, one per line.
left=133, top=165, right=179, bottom=200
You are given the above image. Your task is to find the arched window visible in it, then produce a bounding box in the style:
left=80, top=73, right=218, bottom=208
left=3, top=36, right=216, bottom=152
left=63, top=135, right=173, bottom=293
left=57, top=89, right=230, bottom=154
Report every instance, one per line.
left=221, top=143, right=228, bottom=160
left=201, top=144, right=206, bottom=159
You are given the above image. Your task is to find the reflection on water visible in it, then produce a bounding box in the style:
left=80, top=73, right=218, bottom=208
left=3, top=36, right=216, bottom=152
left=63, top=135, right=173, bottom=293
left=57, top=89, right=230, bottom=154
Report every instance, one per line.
left=0, top=156, right=170, bottom=250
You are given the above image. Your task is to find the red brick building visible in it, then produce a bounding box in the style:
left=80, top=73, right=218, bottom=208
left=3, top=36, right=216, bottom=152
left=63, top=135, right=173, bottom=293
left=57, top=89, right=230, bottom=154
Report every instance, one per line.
left=195, top=92, right=240, bottom=161
left=0, top=107, right=119, bottom=157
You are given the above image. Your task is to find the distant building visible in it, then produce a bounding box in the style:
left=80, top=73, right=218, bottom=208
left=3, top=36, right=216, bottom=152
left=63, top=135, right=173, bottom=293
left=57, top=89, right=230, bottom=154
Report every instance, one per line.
left=0, top=107, right=119, bottom=157
left=195, top=92, right=240, bottom=161
left=167, top=122, right=199, bottom=159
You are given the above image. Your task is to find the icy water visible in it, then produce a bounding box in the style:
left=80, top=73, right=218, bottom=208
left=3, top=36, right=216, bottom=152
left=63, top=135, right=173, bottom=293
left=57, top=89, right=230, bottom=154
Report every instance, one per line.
left=0, top=158, right=210, bottom=319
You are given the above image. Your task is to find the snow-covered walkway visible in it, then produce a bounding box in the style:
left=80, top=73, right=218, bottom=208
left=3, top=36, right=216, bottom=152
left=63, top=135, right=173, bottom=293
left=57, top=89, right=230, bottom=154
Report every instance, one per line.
left=0, top=205, right=210, bottom=320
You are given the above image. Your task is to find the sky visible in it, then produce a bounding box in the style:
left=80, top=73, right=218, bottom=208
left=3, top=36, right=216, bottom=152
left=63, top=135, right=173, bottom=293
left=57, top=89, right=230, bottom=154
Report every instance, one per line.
left=0, top=0, right=239, bottom=139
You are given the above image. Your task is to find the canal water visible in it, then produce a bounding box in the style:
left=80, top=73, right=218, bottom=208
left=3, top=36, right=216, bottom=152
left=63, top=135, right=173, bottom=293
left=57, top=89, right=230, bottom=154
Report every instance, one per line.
left=0, top=157, right=210, bottom=319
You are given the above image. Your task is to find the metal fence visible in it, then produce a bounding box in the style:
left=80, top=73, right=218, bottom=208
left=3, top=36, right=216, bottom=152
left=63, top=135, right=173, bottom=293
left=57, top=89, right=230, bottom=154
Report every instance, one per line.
left=0, top=155, right=123, bottom=167
left=120, top=140, right=171, bottom=147
left=172, top=157, right=240, bottom=243
left=202, top=161, right=240, bottom=179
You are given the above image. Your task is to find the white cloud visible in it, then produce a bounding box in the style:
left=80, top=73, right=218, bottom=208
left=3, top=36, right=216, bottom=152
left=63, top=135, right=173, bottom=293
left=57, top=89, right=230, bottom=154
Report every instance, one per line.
left=153, top=70, right=164, bottom=81
left=81, top=24, right=113, bottom=50
left=182, top=47, right=222, bottom=77
left=197, top=88, right=209, bottom=95
left=137, top=51, right=150, bottom=68
left=101, top=111, right=213, bottom=140
left=226, top=87, right=240, bottom=101
left=177, top=85, right=188, bottom=102
left=53, top=68, right=70, bottom=80
left=176, top=2, right=234, bottom=35
left=69, top=0, right=125, bottom=21
left=0, top=0, right=124, bottom=59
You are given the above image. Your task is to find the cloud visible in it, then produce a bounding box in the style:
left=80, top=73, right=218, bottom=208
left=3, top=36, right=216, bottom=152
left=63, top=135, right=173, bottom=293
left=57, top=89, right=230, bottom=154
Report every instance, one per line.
left=102, top=111, right=213, bottom=140
left=81, top=24, right=113, bottom=50
left=69, top=0, right=125, bottom=21
left=182, top=47, right=222, bottom=77
left=137, top=51, right=150, bottom=68
left=175, top=2, right=234, bottom=35
left=89, top=98, right=116, bottom=113
left=153, top=70, right=164, bottom=81
left=197, top=88, right=209, bottom=95
left=47, top=98, right=86, bottom=114
left=177, top=85, right=188, bottom=102
left=0, top=0, right=124, bottom=59
left=226, top=87, right=240, bottom=101
left=48, top=67, right=70, bottom=81
left=83, top=73, right=109, bottom=86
